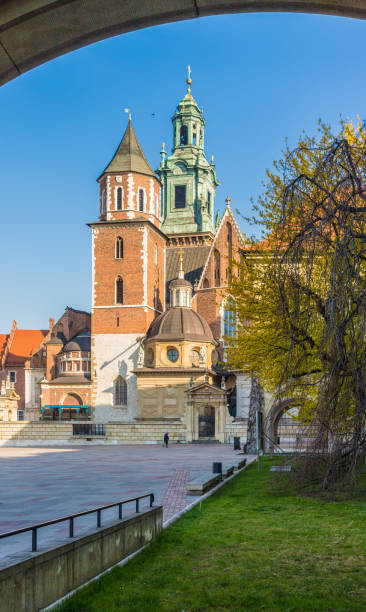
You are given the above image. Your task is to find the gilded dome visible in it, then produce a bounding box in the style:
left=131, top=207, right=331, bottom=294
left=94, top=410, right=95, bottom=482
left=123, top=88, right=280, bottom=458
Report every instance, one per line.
left=145, top=308, right=214, bottom=343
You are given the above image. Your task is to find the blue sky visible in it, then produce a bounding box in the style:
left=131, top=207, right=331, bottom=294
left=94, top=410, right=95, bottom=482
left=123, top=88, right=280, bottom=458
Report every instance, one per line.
left=1, top=12, right=366, bottom=330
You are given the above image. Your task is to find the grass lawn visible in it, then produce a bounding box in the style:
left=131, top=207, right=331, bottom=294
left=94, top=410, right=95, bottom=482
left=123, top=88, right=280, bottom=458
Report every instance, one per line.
left=58, top=458, right=366, bottom=612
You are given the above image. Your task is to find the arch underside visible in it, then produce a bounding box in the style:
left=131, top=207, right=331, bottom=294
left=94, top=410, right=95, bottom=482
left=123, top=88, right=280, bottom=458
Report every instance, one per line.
left=1, top=0, right=366, bottom=87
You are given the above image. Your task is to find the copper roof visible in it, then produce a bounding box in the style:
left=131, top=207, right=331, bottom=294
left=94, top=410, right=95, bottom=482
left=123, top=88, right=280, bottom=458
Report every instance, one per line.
left=100, top=119, right=156, bottom=178
left=145, top=307, right=214, bottom=343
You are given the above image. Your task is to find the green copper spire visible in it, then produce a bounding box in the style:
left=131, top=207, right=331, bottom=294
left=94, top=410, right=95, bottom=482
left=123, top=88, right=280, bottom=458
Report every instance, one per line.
left=158, top=68, right=220, bottom=235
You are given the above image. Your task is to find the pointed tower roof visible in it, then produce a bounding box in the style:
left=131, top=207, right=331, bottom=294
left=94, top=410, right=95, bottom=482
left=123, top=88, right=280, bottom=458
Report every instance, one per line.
left=100, top=119, right=156, bottom=179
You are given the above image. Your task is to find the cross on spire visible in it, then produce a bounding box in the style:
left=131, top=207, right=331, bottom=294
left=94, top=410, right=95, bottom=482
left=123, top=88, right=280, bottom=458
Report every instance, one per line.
left=124, top=108, right=131, bottom=120
left=226, top=195, right=232, bottom=207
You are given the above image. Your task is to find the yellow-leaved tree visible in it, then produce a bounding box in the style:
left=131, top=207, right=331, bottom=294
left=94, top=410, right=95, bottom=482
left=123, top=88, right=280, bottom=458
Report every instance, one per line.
left=226, top=119, right=366, bottom=489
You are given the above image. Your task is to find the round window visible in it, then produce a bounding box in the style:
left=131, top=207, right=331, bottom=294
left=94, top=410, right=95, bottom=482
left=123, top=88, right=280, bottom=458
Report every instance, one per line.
left=189, top=349, right=200, bottom=364
left=167, top=348, right=179, bottom=363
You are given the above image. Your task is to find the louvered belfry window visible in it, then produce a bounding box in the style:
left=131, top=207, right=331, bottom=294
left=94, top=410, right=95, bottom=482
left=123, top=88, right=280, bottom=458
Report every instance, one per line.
left=116, top=187, right=123, bottom=210
left=139, top=189, right=144, bottom=212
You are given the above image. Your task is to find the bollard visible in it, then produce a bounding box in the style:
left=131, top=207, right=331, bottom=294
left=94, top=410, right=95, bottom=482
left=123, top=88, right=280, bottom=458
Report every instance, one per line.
left=213, top=461, right=222, bottom=474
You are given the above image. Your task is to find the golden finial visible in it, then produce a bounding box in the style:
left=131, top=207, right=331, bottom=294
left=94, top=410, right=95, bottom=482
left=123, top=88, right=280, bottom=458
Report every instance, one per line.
left=211, top=155, right=214, bottom=164
left=178, top=248, right=184, bottom=279
left=201, top=107, right=204, bottom=114
left=124, top=108, right=131, bottom=120
left=162, top=142, right=165, bottom=152
left=186, top=65, right=192, bottom=94
left=225, top=195, right=232, bottom=207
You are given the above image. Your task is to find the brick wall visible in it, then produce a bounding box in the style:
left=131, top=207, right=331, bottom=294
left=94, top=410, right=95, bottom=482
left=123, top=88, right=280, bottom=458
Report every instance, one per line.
left=91, top=221, right=166, bottom=335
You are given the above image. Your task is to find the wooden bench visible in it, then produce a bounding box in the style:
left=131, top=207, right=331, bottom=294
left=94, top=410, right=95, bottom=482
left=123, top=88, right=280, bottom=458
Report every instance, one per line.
left=186, top=472, right=222, bottom=495
left=234, top=458, right=247, bottom=470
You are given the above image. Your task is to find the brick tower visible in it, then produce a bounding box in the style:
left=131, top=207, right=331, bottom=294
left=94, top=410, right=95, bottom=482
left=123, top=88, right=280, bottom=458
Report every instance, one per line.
left=89, top=117, right=166, bottom=422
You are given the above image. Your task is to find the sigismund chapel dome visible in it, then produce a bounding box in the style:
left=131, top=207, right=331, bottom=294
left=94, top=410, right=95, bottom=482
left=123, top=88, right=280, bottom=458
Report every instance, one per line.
left=145, top=306, right=214, bottom=343
left=146, top=255, right=214, bottom=344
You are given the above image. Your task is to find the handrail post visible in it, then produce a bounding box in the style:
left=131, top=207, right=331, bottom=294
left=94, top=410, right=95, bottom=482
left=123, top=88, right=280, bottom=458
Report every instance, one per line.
left=119, top=503, right=122, bottom=520
left=69, top=517, right=74, bottom=538
left=97, top=509, right=101, bottom=528
left=136, top=499, right=139, bottom=513
left=32, top=527, right=37, bottom=552
left=150, top=494, right=154, bottom=507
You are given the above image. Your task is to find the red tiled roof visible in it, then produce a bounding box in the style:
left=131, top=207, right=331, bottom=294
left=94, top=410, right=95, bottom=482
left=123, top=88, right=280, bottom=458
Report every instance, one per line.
left=6, top=329, right=48, bottom=366
left=0, top=334, right=8, bottom=360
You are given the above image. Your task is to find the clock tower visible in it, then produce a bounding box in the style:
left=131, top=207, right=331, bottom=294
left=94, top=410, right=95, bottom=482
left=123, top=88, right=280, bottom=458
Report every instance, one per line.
left=158, top=69, right=220, bottom=236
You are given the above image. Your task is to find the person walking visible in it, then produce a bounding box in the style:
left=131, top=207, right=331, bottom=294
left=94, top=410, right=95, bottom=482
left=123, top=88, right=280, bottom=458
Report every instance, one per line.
left=163, top=432, right=169, bottom=448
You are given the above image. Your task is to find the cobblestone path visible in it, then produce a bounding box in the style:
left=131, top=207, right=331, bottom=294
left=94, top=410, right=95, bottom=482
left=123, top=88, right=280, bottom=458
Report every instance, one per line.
left=162, top=468, right=190, bottom=522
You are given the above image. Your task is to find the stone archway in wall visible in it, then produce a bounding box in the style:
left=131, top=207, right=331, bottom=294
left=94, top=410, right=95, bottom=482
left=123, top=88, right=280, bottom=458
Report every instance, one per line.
left=62, top=393, right=82, bottom=406
left=2, top=1, right=366, bottom=86
left=264, top=399, right=306, bottom=452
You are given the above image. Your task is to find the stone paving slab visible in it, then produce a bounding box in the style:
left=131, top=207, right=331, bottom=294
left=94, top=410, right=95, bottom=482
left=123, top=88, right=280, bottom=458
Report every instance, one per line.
left=0, top=444, right=248, bottom=562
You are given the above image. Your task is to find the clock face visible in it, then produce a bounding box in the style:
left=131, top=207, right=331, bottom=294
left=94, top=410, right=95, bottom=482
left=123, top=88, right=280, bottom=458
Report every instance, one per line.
left=167, top=348, right=179, bottom=363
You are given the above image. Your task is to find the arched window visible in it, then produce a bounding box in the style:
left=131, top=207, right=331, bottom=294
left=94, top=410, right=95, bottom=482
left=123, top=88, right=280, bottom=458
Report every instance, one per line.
left=203, top=278, right=209, bottom=288
left=116, top=187, right=123, bottom=210
left=155, top=193, right=159, bottom=217
left=116, top=237, right=123, bottom=259
left=214, top=249, right=221, bottom=285
left=114, top=376, right=127, bottom=406
left=101, top=190, right=106, bottom=215
left=116, top=277, right=123, bottom=304
left=138, top=189, right=144, bottom=212
left=224, top=307, right=236, bottom=339
left=180, top=125, right=188, bottom=145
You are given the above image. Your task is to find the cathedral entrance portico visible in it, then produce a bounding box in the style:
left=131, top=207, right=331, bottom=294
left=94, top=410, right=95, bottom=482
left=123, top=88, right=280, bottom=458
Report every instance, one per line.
left=198, top=405, right=215, bottom=437
left=186, top=382, right=229, bottom=442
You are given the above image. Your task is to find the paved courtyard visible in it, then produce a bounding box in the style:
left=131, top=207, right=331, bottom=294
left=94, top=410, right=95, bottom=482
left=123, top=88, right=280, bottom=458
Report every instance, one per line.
left=0, top=443, right=250, bottom=563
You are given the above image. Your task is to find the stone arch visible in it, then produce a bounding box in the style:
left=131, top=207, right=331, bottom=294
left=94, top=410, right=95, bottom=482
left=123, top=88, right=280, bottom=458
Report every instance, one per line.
left=62, top=392, right=83, bottom=406
left=2, top=3, right=366, bottom=87
left=263, top=398, right=298, bottom=451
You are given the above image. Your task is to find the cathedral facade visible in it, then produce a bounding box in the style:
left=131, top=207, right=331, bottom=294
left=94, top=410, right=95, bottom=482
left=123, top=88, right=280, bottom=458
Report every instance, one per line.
left=0, top=76, right=258, bottom=445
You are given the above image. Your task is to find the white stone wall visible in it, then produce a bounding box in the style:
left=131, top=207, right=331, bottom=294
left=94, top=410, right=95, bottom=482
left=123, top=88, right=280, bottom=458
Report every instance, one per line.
left=25, top=368, right=45, bottom=411
left=93, top=333, right=139, bottom=422
left=235, top=373, right=252, bottom=418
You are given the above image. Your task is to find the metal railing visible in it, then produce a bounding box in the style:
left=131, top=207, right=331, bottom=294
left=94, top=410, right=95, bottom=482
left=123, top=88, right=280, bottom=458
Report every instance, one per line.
left=0, top=493, right=154, bottom=553
left=73, top=423, right=106, bottom=436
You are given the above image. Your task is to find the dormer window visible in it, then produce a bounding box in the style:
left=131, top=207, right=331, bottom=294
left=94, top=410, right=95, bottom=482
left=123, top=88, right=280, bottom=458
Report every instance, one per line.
left=116, top=187, right=123, bottom=210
